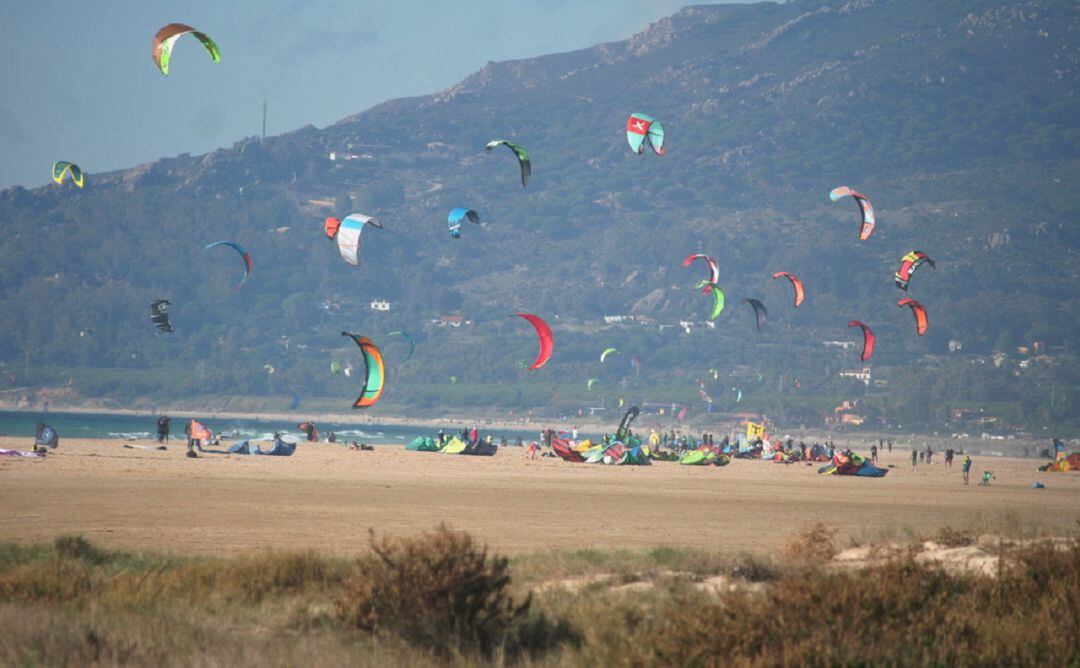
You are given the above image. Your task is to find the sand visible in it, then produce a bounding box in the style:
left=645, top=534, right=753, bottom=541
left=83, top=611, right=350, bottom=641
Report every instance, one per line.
left=1, top=436, right=1077, bottom=557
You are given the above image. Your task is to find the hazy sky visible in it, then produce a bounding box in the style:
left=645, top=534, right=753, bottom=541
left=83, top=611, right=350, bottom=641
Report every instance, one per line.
left=0, top=0, right=760, bottom=190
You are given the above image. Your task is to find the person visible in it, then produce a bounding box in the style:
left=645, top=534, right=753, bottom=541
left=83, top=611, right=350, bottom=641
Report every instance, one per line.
left=980, top=470, right=994, bottom=486
left=437, top=429, right=446, bottom=446
left=911, top=448, right=918, bottom=468
left=962, top=456, right=972, bottom=484
left=500, top=436, right=507, bottom=448
left=918, top=451, right=925, bottom=463
left=571, top=426, right=578, bottom=442
left=925, top=445, right=933, bottom=465
left=870, top=443, right=878, bottom=462
left=301, top=422, right=318, bottom=442
left=515, top=435, right=523, bottom=448
left=527, top=440, right=540, bottom=460
left=184, top=421, right=197, bottom=458
left=156, top=415, right=170, bottom=444
left=887, top=439, right=893, bottom=453
left=326, top=431, right=336, bottom=443
left=469, top=426, right=479, bottom=444
left=944, top=447, right=955, bottom=468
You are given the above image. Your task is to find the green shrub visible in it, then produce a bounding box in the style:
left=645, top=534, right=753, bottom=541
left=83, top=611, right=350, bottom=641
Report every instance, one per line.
left=336, top=525, right=532, bottom=657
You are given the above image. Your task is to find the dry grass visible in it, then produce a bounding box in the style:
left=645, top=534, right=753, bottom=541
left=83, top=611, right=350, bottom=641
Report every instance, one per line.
left=1, top=529, right=1078, bottom=666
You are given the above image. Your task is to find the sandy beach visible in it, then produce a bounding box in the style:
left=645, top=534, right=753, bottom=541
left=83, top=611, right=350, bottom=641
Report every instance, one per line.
left=1, top=436, right=1077, bottom=557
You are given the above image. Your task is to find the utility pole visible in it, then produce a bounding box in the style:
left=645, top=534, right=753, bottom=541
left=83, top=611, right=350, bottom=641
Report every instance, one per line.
left=261, top=100, right=267, bottom=142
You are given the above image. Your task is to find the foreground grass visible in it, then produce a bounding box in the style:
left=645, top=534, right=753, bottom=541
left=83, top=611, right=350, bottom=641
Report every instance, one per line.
left=1, top=528, right=1078, bottom=666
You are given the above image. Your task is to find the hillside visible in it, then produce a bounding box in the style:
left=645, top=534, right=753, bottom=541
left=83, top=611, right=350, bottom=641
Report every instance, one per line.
left=1, top=0, right=1078, bottom=431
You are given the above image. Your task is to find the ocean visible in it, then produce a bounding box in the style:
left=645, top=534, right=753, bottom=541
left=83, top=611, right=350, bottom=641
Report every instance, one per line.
left=0, top=410, right=549, bottom=445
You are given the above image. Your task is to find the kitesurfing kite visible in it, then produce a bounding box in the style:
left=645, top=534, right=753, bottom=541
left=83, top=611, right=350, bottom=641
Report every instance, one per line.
left=894, top=251, right=936, bottom=290
left=515, top=313, right=553, bottom=370
left=772, top=271, right=804, bottom=308
left=683, top=254, right=719, bottom=293
left=897, top=298, right=928, bottom=335
left=51, top=161, right=84, bottom=188
left=330, top=360, right=342, bottom=375
left=615, top=406, right=640, bottom=443
left=626, top=113, right=665, bottom=155
left=743, top=298, right=767, bottom=330
left=696, top=281, right=725, bottom=320
left=830, top=186, right=876, bottom=240
left=387, top=331, right=416, bottom=361
left=600, top=347, right=618, bottom=363
left=328, top=213, right=382, bottom=266
left=150, top=300, right=173, bottom=333
left=848, top=320, right=876, bottom=361
left=485, top=140, right=531, bottom=187
left=447, top=207, right=480, bottom=239
left=341, top=332, right=384, bottom=409
left=203, top=241, right=251, bottom=289
left=587, top=378, right=599, bottom=391
left=152, top=23, right=220, bottom=75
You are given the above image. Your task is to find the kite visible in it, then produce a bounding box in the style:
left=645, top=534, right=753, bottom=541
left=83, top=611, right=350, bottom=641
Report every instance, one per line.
left=35, top=423, right=59, bottom=450
left=150, top=299, right=173, bottom=333
left=772, top=271, right=804, bottom=307
left=894, top=251, right=936, bottom=290
left=848, top=320, right=876, bottom=361
left=447, top=207, right=480, bottom=239
left=515, top=313, right=553, bottom=370
left=743, top=298, right=767, bottom=330
left=626, top=113, right=665, bottom=155
left=600, top=347, right=618, bottom=363
left=152, top=23, right=220, bottom=75
left=324, top=217, right=342, bottom=239
left=830, top=186, right=876, bottom=240
left=341, top=332, right=384, bottom=408
left=732, top=387, right=742, bottom=403
left=263, top=364, right=275, bottom=375
left=387, top=331, right=416, bottom=361
left=682, top=253, right=719, bottom=293
left=485, top=139, right=531, bottom=187
left=587, top=378, right=599, bottom=391
left=330, top=360, right=342, bottom=375
left=51, top=161, right=84, bottom=188
left=897, top=298, right=928, bottom=335
left=616, top=406, right=641, bottom=443
left=333, top=213, right=382, bottom=266
left=696, top=281, right=725, bottom=319
left=203, top=241, right=251, bottom=289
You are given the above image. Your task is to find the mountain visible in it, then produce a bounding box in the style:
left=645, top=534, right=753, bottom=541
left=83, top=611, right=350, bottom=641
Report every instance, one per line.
left=1, top=0, right=1078, bottom=431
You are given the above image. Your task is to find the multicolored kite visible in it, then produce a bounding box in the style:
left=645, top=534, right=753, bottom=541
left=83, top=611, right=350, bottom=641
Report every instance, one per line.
left=626, top=113, right=665, bottom=155
left=52, top=161, right=84, bottom=188
left=485, top=139, right=531, bottom=187
left=894, top=251, right=936, bottom=290
left=341, top=332, right=384, bottom=408
left=683, top=253, right=719, bottom=293
left=152, top=23, right=220, bottom=75
left=447, top=207, right=480, bottom=239
left=830, top=186, right=876, bottom=240
left=203, top=241, right=251, bottom=289
left=696, top=281, right=725, bottom=320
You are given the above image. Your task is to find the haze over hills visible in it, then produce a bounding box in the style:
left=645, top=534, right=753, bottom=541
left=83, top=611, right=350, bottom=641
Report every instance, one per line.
left=1, top=0, right=1078, bottom=432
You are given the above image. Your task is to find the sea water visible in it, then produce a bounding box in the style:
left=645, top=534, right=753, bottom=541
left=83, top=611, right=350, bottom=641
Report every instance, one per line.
left=0, top=410, right=553, bottom=445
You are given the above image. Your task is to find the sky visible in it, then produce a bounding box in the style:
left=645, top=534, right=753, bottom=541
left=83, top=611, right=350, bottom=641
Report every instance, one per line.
left=0, top=0, right=758, bottom=190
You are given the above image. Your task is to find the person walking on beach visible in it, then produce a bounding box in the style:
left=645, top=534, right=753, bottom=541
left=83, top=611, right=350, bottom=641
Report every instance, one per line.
left=156, top=415, right=170, bottom=444
left=944, top=447, right=955, bottom=468
left=870, top=443, right=878, bottom=463
left=887, top=439, right=893, bottom=453
left=911, top=448, right=918, bottom=468
left=925, top=445, right=933, bottom=464
left=962, top=456, right=972, bottom=484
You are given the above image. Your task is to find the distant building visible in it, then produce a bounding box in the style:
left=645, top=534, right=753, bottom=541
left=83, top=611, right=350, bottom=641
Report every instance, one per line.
left=436, top=315, right=467, bottom=327
left=369, top=299, right=390, bottom=312
left=823, top=340, right=857, bottom=350
left=603, top=315, right=634, bottom=324
left=838, top=367, right=871, bottom=386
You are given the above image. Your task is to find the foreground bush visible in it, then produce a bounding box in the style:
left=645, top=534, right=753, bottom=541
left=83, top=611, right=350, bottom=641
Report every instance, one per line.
left=336, top=525, right=535, bottom=657
left=583, top=539, right=1080, bottom=666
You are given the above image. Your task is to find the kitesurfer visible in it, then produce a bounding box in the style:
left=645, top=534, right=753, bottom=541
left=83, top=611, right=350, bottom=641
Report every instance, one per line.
left=962, top=456, right=973, bottom=484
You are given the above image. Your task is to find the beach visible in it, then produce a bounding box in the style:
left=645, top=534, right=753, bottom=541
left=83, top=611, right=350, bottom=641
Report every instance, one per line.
left=2, top=436, right=1076, bottom=557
